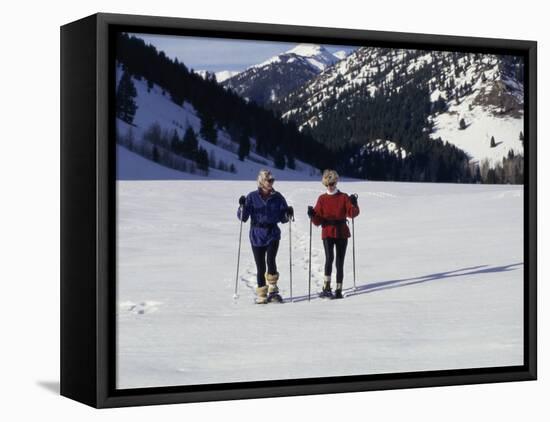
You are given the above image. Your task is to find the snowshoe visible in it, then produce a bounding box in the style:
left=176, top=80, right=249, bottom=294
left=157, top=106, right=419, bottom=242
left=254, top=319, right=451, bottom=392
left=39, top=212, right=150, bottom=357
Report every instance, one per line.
left=267, top=291, right=283, bottom=303
left=319, top=288, right=334, bottom=299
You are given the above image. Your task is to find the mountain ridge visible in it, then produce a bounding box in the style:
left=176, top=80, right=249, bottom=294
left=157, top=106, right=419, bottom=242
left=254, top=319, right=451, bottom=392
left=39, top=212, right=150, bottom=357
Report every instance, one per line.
left=222, top=43, right=342, bottom=106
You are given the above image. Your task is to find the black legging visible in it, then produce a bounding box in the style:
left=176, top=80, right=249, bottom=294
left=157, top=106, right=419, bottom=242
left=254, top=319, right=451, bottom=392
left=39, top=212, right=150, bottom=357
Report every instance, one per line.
left=323, top=238, right=348, bottom=284
left=251, top=240, right=279, bottom=287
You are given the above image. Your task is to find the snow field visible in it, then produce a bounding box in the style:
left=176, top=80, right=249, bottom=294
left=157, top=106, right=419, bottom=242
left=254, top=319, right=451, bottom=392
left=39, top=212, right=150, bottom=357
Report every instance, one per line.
left=116, top=180, right=523, bottom=388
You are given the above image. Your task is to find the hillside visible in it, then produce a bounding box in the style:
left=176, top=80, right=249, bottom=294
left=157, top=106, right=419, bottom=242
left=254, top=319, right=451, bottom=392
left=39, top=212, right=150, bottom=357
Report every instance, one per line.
left=275, top=47, right=524, bottom=167
left=115, top=33, right=333, bottom=180
left=116, top=66, right=321, bottom=180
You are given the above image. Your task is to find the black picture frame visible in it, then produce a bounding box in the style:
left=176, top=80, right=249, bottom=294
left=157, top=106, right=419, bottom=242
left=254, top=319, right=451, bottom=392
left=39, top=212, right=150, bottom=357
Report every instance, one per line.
left=60, top=12, right=537, bottom=408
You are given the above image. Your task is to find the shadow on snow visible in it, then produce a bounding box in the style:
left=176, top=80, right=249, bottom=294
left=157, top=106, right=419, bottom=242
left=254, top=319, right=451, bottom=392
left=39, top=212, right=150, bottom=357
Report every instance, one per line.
left=287, top=262, right=523, bottom=303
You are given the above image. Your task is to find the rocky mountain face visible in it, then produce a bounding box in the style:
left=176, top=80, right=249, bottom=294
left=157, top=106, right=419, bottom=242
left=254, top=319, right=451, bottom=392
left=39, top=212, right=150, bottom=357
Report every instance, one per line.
left=222, top=44, right=341, bottom=106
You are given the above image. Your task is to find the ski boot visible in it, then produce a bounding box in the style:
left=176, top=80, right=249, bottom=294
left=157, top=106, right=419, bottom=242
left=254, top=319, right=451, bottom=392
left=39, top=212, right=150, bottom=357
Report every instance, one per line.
left=333, top=283, right=343, bottom=299
left=266, top=272, right=283, bottom=303
left=255, top=286, right=268, bottom=304
left=319, top=276, right=334, bottom=299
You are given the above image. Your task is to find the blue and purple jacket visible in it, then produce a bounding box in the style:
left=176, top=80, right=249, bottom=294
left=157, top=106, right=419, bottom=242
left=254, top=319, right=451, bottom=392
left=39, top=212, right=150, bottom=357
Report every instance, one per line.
left=237, top=189, right=289, bottom=247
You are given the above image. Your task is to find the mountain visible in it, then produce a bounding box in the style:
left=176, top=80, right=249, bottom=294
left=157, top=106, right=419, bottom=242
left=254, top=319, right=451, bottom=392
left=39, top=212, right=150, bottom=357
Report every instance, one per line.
left=222, top=44, right=341, bottom=106
left=332, top=50, right=349, bottom=60
left=115, top=33, right=523, bottom=184
left=283, top=44, right=342, bottom=71
left=274, top=47, right=524, bottom=171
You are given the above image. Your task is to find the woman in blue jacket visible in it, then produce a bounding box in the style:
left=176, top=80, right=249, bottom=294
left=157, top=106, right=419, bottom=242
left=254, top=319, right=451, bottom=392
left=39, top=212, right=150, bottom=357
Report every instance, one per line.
left=238, top=170, right=294, bottom=304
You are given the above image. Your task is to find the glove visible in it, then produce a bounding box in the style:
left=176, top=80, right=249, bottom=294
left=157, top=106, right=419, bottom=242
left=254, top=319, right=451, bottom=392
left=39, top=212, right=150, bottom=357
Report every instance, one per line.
left=350, top=194, right=358, bottom=207
left=307, top=206, right=315, bottom=218
left=238, top=195, right=246, bottom=206
left=286, top=206, right=294, bottom=219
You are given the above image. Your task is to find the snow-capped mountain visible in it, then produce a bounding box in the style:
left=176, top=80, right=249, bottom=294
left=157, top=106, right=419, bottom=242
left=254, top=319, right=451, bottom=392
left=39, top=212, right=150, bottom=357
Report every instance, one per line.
left=281, top=44, right=341, bottom=71
left=194, top=69, right=241, bottom=83
left=222, top=44, right=342, bottom=106
left=332, top=50, right=349, bottom=60
left=275, top=47, right=524, bottom=165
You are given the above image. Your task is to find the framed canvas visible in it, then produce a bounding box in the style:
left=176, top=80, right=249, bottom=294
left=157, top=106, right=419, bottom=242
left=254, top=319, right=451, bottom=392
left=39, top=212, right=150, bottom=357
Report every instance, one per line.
left=60, top=12, right=537, bottom=408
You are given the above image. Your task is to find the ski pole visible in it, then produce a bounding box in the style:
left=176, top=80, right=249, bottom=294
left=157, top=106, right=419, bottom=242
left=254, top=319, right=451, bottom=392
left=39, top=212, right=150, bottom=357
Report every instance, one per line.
left=234, top=205, right=244, bottom=299
left=352, top=216, right=356, bottom=291
left=351, top=193, right=358, bottom=291
left=289, top=214, right=294, bottom=302
left=308, top=216, right=312, bottom=302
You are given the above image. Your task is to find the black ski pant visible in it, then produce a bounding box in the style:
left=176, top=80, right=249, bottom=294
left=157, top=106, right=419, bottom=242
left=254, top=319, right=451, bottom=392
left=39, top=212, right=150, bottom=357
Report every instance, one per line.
left=251, top=240, right=279, bottom=287
left=323, top=238, right=348, bottom=285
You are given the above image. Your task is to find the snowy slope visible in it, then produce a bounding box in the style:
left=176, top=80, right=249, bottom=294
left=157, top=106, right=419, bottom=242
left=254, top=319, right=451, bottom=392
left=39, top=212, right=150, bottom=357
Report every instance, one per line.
left=117, top=144, right=203, bottom=180
left=333, top=50, right=349, bottom=60
left=117, top=179, right=523, bottom=388
left=195, top=69, right=241, bottom=83
left=430, top=102, right=523, bottom=165
left=116, top=64, right=320, bottom=180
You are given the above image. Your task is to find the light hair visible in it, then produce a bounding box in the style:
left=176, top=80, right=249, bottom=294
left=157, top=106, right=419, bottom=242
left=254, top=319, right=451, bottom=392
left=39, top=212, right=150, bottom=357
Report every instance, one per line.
left=322, top=169, right=339, bottom=186
left=257, top=169, right=274, bottom=187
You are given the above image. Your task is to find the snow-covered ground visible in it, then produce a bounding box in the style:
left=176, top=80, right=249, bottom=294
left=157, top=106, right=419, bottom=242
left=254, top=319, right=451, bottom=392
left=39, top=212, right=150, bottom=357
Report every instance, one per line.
left=116, top=180, right=524, bottom=389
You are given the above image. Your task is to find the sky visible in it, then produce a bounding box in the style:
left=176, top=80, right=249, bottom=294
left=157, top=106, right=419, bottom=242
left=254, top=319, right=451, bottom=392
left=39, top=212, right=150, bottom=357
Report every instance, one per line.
left=133, top=33, right=357, bottom=73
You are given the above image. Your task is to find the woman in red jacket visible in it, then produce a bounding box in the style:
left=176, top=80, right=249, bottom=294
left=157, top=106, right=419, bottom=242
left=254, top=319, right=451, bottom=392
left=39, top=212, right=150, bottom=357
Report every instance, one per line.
left=307, top=170, right=359, bottom=299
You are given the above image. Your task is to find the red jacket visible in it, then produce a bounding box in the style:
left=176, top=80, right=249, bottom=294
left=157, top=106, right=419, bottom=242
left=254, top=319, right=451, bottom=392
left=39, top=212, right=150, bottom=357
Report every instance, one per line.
left=312, top=191, right=360, bottom=239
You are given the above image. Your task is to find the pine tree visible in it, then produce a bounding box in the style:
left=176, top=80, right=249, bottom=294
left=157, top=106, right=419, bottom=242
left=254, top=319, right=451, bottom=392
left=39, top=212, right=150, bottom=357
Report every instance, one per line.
left=170, top=129, right=180, bottom=152
left=486, top=168, right=497, bottom=184
left=144, top=122, right=162, bottom=145
left=209, top=149, right=217, bottom=167
left=195, top=147, right=209, bottom=172
left=116, top=71, right=138, bottom=124
left=490, top=136, right=496, bottom=148
left=459, top=118, right=466, bottom=130
left=519, top=131, right=524, bottom=145
left=182, top=126, right=199, bottom=157
left=200, top=114, right=217, bottom=144
left=238, top=133, right=251, bottom=161
left=286, top=152, right=296, bottom=170
left=274, top=149, right=286, bottom=169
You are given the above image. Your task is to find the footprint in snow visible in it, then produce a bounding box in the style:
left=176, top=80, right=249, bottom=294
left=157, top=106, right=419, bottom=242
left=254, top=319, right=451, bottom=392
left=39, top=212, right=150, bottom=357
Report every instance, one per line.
left=118, top=300, right=162, bottom=315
